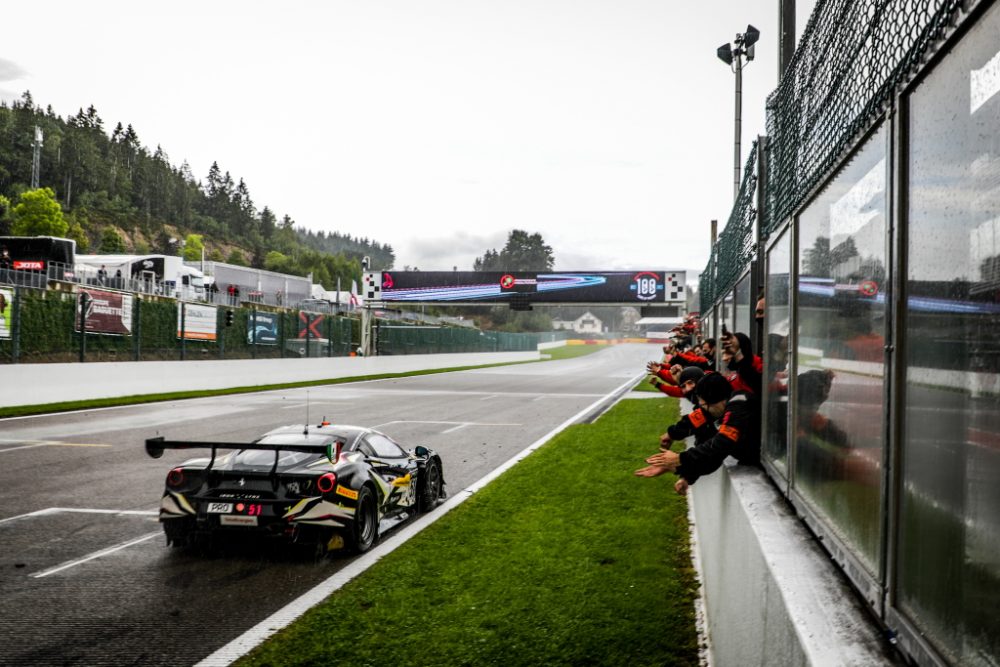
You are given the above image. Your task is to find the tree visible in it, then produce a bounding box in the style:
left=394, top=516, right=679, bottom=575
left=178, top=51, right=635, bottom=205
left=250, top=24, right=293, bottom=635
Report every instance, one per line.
left=803, top=236, right=859, bottom=278
left=98, top=228, right=127, bottom=253
left=12, top=187, right=68, bottom=237
left=64, top=212, right=90, bottom=252
left=226, top=249, right=248, bottom=266
left=474, top=229, right=554, bottom=271
left=0, top=194, right=11, bottom=236
left=182, top=233, right=204, bottom=261
left=263, top=250, right=290, bottom=273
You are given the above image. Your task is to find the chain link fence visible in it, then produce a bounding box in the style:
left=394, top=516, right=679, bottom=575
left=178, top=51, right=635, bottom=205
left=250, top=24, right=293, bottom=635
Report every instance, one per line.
left=702, top=0, right=968, bottom=302
left=0, top=287, right=357, bottom=363
left=0, top=286, right=565, bottom=363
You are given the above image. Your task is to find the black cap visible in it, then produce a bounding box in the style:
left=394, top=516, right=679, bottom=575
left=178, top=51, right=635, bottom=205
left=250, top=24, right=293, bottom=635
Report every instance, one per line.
left=696, top=373, right=732, bottom=405
left=678, top=367, right=705, bottom=385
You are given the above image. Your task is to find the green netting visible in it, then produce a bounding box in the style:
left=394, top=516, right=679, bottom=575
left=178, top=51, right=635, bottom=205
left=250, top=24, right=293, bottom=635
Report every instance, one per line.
left=700, top=0, right=968, bottom=305
left=699, top=249, right=716, bottom=315
left=0, top=291, right=359, bottom=362
left=713, top=142, right=758, bottom=300
left=765, top=0, right=963, bottom=236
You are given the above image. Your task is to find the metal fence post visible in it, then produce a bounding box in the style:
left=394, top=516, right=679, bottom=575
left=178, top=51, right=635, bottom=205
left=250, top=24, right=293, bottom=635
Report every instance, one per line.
left=78, top=292, right=88, bottom=363
left=252, top=306, right=258, bottom=359
left=180, top=302, right=187, bottom=361
left=327, top=316, right=333, bottom=357
left=133, top=297, right=141, bottom=361
left=219, top=306, right=226, bottom=360
left=11, top=286, right=20, bottom=364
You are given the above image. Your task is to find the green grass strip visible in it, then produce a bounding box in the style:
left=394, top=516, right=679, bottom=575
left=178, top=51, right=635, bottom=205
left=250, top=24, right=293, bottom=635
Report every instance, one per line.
left=632, top=375, right=663, bottom=392
left=238, top=396, right=699, bottom=667
left=539, top=344, right=607, bottom=361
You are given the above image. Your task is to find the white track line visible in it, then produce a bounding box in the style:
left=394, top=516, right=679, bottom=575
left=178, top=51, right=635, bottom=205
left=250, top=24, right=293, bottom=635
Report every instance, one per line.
left=29, top=531, right=162, bottom=578
left=371, top=420, right=520, bottom=429
left=0, top=443, right=50, bottom=454
left=0, top=441, right=111, bottom=454
left=0, top=507, right=157, bottom=527
left=0, top=507, right=61, bottom=526
left=195, top=371, right=644, bottom=667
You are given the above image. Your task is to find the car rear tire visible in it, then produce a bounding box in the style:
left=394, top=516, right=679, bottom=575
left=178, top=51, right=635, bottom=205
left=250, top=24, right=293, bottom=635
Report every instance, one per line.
left=418, top=459, right=443, bottom=513
left=348, top=486, right=378, bottom=554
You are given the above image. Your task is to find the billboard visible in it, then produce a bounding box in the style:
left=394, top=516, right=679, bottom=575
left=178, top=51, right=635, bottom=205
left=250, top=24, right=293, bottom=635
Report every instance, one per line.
left=367, top=270, right=686, bottom=304
left=0, top=288, right=11, bottom=340
left=76, top=288, right=133, bottom=335
left=177, top=303, right=218, bottom=341
left=247, top=311, right=279, bottom=345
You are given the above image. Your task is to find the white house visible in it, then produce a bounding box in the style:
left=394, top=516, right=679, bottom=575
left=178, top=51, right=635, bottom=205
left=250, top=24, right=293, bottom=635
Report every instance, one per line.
left=552, top=311, right=603, bottom=334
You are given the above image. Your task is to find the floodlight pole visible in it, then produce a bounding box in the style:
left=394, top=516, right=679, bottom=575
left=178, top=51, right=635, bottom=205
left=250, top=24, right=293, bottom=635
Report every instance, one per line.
left=718, top=25, right=759, bottom=203
left=733, top=56, right=743, bottom=201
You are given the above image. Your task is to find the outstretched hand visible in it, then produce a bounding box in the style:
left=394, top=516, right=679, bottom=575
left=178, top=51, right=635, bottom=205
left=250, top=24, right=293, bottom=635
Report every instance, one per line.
left=634, top=465, right=671, bottom=478
left=645, top=450, right=680, bottom=471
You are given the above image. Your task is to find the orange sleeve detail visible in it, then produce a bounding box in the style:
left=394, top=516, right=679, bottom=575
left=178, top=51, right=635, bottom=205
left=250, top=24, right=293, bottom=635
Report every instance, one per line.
left=718, top=424, right=740, bottom=441
left=689, top=410, right=707, bottom=428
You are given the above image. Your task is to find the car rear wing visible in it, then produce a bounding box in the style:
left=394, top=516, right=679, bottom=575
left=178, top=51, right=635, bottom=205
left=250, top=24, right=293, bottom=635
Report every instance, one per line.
left=145, top=437, right=343, bottom=475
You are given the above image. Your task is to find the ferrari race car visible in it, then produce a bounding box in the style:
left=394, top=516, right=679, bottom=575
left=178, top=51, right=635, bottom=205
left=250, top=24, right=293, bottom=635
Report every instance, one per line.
left=145, top=421, right=446, bottom=554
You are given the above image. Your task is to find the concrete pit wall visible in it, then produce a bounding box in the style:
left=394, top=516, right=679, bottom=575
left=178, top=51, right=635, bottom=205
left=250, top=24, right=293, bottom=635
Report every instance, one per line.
left=689, top=461, right=901, bottom=666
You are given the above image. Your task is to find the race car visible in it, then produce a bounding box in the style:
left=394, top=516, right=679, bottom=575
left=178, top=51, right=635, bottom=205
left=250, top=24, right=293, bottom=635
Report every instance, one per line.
left=145, top=421, right=445, bottom=555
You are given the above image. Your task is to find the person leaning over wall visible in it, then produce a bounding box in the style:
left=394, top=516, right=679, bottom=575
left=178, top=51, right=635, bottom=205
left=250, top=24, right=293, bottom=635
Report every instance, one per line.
left=636, top=372, right=761, bottom=495
left=721, top=331, right=762, bottom=396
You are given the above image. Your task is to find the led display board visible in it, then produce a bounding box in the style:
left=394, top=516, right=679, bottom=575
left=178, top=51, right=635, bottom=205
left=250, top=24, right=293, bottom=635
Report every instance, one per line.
left=366, top=270, right=686, bottom=304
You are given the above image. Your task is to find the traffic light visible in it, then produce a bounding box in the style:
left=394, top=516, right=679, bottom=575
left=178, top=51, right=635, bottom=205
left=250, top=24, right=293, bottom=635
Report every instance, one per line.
left=225, top=310, right=234, bottom=327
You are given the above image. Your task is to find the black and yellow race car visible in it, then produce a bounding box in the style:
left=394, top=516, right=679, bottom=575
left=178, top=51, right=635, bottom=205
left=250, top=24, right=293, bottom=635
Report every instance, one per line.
left=145, top=421, right=445, bottom=555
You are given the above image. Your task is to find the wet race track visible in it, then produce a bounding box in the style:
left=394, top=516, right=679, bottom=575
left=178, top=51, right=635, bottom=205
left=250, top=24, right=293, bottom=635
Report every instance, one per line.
left=0, top=344, right=655, bottom=666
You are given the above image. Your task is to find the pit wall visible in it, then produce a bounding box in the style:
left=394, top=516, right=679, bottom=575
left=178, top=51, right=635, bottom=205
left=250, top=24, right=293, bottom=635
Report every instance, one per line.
left=690, top=461, right=901, bottom=666
left=0, top=351, right=539, bottom=409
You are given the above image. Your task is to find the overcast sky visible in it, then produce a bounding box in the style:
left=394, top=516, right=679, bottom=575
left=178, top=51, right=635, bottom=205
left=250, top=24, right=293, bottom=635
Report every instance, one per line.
left=0, top=1, right=817, bottom=279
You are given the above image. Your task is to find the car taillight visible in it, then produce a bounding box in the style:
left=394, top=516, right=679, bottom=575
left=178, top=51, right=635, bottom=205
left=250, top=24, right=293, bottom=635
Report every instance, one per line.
left=167, top=468, right=185, bottom=487
left=317, top=472, right=337, bottom=494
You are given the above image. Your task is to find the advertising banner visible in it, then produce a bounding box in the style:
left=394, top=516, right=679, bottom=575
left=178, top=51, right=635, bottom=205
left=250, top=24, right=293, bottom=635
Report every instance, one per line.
left=177, top=303, right=218, bottom=341
left=370, top=270, right=687, bottom=304
left=76, top=288, right=133, bottom=335
left=0, top=288, right=12, bottom=340
left=247, top=311, right=278, bottom=345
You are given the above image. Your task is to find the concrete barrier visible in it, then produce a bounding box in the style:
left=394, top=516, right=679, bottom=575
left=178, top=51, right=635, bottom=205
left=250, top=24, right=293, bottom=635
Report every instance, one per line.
left=0, top=351, right=540, bottom=409
left=689, top=461, right=899, bottom=666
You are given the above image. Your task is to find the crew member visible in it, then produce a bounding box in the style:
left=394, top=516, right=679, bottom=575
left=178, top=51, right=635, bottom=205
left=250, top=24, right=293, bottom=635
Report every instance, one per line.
left=636, top=373, right=760, bottom=495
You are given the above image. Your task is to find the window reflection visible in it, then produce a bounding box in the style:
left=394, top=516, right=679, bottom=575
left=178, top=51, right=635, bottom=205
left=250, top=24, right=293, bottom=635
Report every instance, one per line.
left=764, top=231, right=791, bottom=472
left=903, top=7, right=1000, bottom=663
left=735, top=276, right=751, bottom=335
left=795, top=125, right=887, bottom=575
left=722, top=290, right=734, bottom=332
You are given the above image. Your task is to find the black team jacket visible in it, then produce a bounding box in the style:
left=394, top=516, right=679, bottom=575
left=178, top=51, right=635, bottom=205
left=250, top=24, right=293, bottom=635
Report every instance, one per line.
left=675, top=392, right=761, bottom=485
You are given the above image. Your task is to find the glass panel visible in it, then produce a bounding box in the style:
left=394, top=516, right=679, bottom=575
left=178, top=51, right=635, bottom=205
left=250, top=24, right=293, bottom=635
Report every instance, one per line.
left=722, top=290, right=734, bottom=334
left=764, top=230, right=792, bottom=473
left=795, top=124, right=887, bottom=575
left=902, top=5, right=1000, bottom=663
left=735, top=275, right=752, bottom=337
